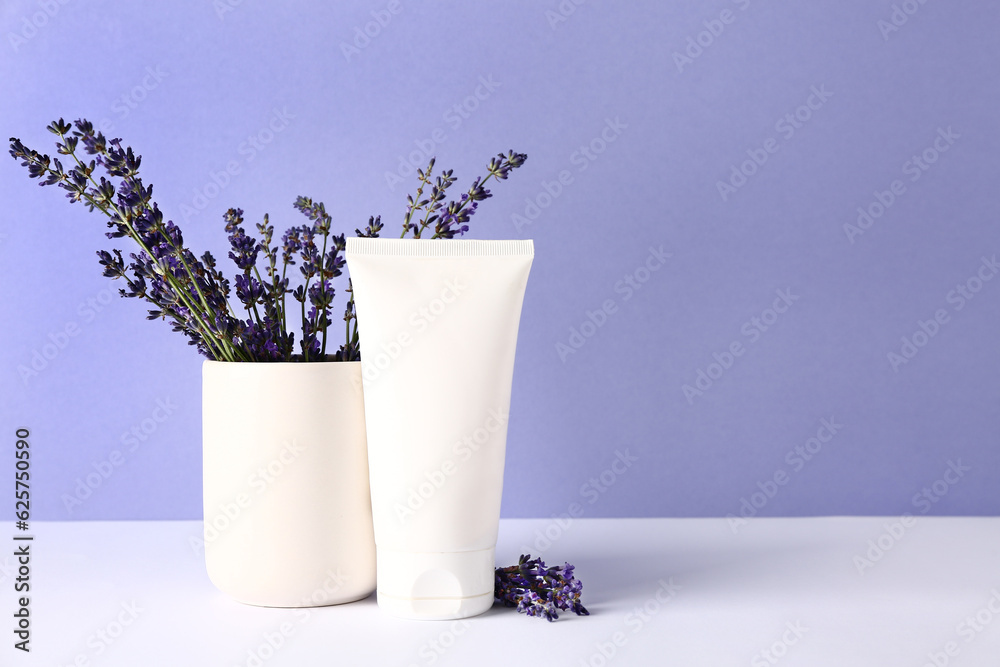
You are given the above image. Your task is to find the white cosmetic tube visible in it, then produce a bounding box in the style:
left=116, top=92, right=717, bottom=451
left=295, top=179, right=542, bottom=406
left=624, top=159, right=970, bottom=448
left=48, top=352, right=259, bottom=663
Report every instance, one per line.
left=345, top=238, right=533, bottom=620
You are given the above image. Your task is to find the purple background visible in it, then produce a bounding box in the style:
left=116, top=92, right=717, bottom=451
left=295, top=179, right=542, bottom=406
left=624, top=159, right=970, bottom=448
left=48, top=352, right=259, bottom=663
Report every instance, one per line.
left=1, top=0, right=998, bottom=521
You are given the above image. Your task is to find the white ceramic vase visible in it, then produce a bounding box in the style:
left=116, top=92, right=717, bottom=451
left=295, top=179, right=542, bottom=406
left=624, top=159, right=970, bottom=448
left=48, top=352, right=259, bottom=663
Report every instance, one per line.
left=202, top=360, right=376, bottom=607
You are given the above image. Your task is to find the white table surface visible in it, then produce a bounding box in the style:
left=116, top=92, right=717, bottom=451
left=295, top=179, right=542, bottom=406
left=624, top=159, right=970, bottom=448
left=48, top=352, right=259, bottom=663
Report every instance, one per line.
left=2, top=517, right=999, bottom=666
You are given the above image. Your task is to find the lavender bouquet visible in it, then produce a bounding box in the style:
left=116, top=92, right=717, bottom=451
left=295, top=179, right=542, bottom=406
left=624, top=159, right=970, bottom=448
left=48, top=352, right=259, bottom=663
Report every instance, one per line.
left=8, top=118, right=526, bottom=362
left=494, top=554, right=589, bottom=621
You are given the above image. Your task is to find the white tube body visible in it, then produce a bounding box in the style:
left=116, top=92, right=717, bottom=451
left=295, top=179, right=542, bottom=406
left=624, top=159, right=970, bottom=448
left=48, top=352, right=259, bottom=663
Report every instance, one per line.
left=345, top=238, right=533, bottom=620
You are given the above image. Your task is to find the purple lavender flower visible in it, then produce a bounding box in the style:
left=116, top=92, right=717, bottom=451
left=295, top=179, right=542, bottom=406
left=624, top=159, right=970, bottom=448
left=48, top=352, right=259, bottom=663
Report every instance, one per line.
left=494, top=554, right=589, bottom=621
left=355, top=215, right=383, bottom=238
left=293, top=196, right=332, bottom=234
left=281, top=226, right=303, bottom=265
left=234, top=274, right=265, bottom=304
left=225, top=209, right=261, bottom=272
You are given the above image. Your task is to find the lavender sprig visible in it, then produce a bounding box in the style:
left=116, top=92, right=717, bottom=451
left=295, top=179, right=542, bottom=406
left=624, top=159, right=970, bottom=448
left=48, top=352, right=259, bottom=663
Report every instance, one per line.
left=494, top=554, right=589, bottom=621
left=10, top=120, right=246, bottom=361
left=400, top=150, right=527, bottom=239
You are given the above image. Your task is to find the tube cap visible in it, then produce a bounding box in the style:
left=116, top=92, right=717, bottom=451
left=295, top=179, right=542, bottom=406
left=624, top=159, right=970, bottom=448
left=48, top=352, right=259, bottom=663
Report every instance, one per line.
left=376, top=548, right=495, bottom=620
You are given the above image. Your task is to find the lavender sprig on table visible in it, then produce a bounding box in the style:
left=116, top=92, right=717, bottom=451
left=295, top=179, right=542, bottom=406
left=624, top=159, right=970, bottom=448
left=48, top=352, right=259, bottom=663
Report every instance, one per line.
left=494, top=554, right=589, bottom=621
left=8, top=118, right=527, bottom=362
